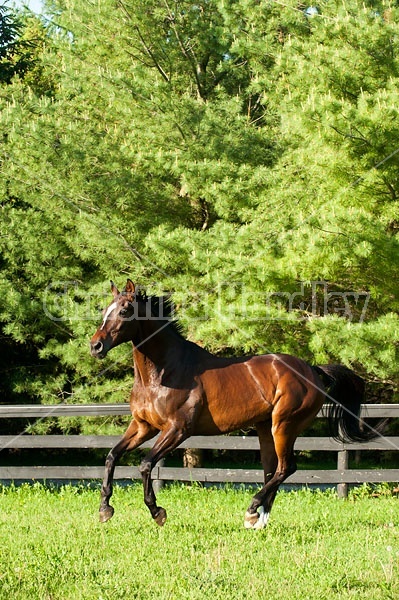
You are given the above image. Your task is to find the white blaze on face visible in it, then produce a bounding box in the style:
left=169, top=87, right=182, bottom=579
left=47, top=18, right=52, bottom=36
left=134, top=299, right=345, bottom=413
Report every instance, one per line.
left=100, top=301, right=118, bottom=330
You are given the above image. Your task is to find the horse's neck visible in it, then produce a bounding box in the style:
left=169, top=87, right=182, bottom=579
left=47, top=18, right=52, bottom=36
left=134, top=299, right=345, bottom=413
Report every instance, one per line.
left=133, top=350, right=158, bottom=387
left=132, top=319, right=186, bottom=382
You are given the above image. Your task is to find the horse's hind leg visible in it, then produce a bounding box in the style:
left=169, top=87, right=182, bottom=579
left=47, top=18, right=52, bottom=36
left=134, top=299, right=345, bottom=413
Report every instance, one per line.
left=257, top=421, right=278, bottom=484
left=99, top=419, right=157, bottom=523
left=244, top=423, right=297, bottom=530
left=244, top=421, right=278, bottom=529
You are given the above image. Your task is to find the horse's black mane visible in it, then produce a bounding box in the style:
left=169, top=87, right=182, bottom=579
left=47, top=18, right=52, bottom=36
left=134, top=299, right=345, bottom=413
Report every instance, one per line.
left=135, top=290, right=185, bottom=338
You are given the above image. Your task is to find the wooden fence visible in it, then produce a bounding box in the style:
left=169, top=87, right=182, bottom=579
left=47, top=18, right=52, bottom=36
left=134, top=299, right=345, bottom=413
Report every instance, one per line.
left=0, top=403, right=398, bottom=497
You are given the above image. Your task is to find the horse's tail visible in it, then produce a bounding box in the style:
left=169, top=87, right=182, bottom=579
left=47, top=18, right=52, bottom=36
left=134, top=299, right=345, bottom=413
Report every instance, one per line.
left=313, top=364, right=385, bottom=443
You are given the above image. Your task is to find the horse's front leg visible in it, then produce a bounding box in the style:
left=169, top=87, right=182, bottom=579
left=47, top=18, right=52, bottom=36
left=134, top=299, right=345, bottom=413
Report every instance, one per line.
left=139, top=425, right=188, bottom=526
left=99, top=419, right=157, bottom=523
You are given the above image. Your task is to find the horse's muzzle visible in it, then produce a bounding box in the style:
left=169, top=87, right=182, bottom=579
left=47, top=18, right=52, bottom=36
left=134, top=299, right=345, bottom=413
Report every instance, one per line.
left=90, top=340, right=107, bottom=359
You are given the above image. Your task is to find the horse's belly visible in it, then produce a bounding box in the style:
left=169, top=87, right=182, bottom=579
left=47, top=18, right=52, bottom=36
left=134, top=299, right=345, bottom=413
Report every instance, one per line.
left=195, top=380, right=273, bottom=434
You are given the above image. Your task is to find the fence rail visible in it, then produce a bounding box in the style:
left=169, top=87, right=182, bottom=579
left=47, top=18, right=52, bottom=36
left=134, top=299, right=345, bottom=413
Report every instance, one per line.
left=1, top=403, right=397, bottom=418
left=0, top=403, right=398, bottom=496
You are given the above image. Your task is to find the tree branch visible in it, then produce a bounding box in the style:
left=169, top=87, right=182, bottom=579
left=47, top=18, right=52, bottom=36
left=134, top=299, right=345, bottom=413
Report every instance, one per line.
left=134, top=25, right=170, bottom=83
left=116, top=0, right=170, bottom=82
left=163, top=0, right=207, bottom=100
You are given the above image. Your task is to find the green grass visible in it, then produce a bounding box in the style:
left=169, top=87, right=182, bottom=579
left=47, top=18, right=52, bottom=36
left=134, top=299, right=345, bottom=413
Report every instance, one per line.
left=0, top=483, right=398, bottom=599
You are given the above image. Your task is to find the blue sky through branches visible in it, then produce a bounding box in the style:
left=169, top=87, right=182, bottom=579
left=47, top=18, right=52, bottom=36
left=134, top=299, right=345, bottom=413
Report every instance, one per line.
left=12, top=0, right=44, bottom=14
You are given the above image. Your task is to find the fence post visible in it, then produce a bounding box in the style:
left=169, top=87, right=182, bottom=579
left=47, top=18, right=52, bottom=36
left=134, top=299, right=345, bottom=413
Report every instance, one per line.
left=337, top=450, right=349, bottom=498
left=152, top=459, right=165, bottom=494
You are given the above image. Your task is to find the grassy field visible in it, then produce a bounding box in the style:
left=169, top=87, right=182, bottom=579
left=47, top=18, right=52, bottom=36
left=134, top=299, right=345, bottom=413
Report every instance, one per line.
left=0, top=483, right=398, bottom=600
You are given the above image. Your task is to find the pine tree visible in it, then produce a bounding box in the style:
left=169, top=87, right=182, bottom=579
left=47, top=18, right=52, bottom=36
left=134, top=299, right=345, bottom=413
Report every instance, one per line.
left=0, top=0, right=398, bottom=426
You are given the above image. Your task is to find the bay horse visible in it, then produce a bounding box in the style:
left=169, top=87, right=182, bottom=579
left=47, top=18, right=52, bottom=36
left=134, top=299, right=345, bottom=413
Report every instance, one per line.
left=90, top=279, right=380, bottom=529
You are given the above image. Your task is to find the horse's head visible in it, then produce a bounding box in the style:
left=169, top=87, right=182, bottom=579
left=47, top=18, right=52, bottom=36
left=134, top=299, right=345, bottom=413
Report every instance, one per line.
left=90, top=279, right=138, bottom=359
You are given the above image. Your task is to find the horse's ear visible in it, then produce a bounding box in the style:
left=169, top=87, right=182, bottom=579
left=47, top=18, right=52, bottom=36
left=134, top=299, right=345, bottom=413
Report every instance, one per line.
left=110, top=281, right=119, bottom=298
left=125, top=279, right=136, bottom=296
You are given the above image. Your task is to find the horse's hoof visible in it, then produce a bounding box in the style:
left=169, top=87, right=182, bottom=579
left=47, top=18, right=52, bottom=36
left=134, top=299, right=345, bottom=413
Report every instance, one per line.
left=244, top=507, right=269, bottom=530
left=244, top=510, right=259, bottom=529
left=99, top=505, right=114, bottom=523
left=154, top=507, right=167, bottom=527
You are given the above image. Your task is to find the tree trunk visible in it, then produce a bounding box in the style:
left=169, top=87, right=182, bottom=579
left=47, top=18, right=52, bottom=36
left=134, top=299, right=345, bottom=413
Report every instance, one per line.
left=183, top=448, right=203, bottom=468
